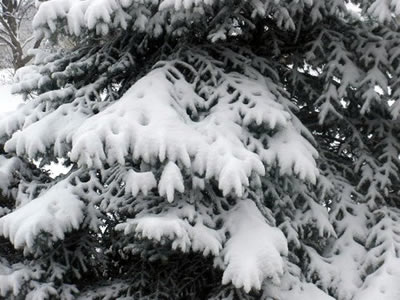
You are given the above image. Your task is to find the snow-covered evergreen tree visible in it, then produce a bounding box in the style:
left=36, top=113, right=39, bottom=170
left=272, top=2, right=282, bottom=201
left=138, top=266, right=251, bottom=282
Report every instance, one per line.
left=1, top=0, right=400, bottom=299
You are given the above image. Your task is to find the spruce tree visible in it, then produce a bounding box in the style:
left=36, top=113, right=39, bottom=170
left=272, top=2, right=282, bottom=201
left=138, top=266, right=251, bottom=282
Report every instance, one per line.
left=1, top=0, right=400, bottom=299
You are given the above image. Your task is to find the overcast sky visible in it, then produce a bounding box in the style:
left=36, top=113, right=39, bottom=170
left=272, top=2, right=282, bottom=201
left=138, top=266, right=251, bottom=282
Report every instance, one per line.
left=0, top=84, right=23, bottom=113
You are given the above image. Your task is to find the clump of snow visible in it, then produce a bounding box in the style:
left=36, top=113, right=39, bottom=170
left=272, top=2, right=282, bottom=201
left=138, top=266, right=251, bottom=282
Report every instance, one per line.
left=125, top=169, right=157, bottom=197
left=158, top=162, right=184, bottom=202
left=116, top=204, right=223, bottom=256
left=260, top=124, right=319, bottom=184
left=221, top=200, right=288, bottom=292
left=0, top=180, right=84, bottom=250
left=4, top=102, right=86, bottom=158
left=0, top=156, right=21, bottom=195
left=0, top=263, right=39, bottom=298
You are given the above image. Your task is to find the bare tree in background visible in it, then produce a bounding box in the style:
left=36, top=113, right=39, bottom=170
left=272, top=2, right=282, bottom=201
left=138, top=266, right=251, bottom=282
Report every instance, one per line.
left=0, top=0, right=40, bottom=70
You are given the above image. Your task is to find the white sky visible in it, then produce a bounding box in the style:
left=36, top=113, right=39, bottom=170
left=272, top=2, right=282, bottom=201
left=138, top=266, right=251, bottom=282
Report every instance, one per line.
left=0, top=84, right=23, bottom=113
left=0, top=69, right=23, bottom=113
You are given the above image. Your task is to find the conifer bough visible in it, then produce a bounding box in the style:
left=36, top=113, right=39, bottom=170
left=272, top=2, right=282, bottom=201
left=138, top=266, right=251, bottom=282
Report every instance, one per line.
left=1, top=0, right=400, bottom=299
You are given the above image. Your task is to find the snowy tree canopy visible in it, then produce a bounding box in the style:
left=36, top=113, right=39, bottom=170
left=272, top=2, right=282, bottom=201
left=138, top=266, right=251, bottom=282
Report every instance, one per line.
left=1, top=0, right=400, bottom=299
